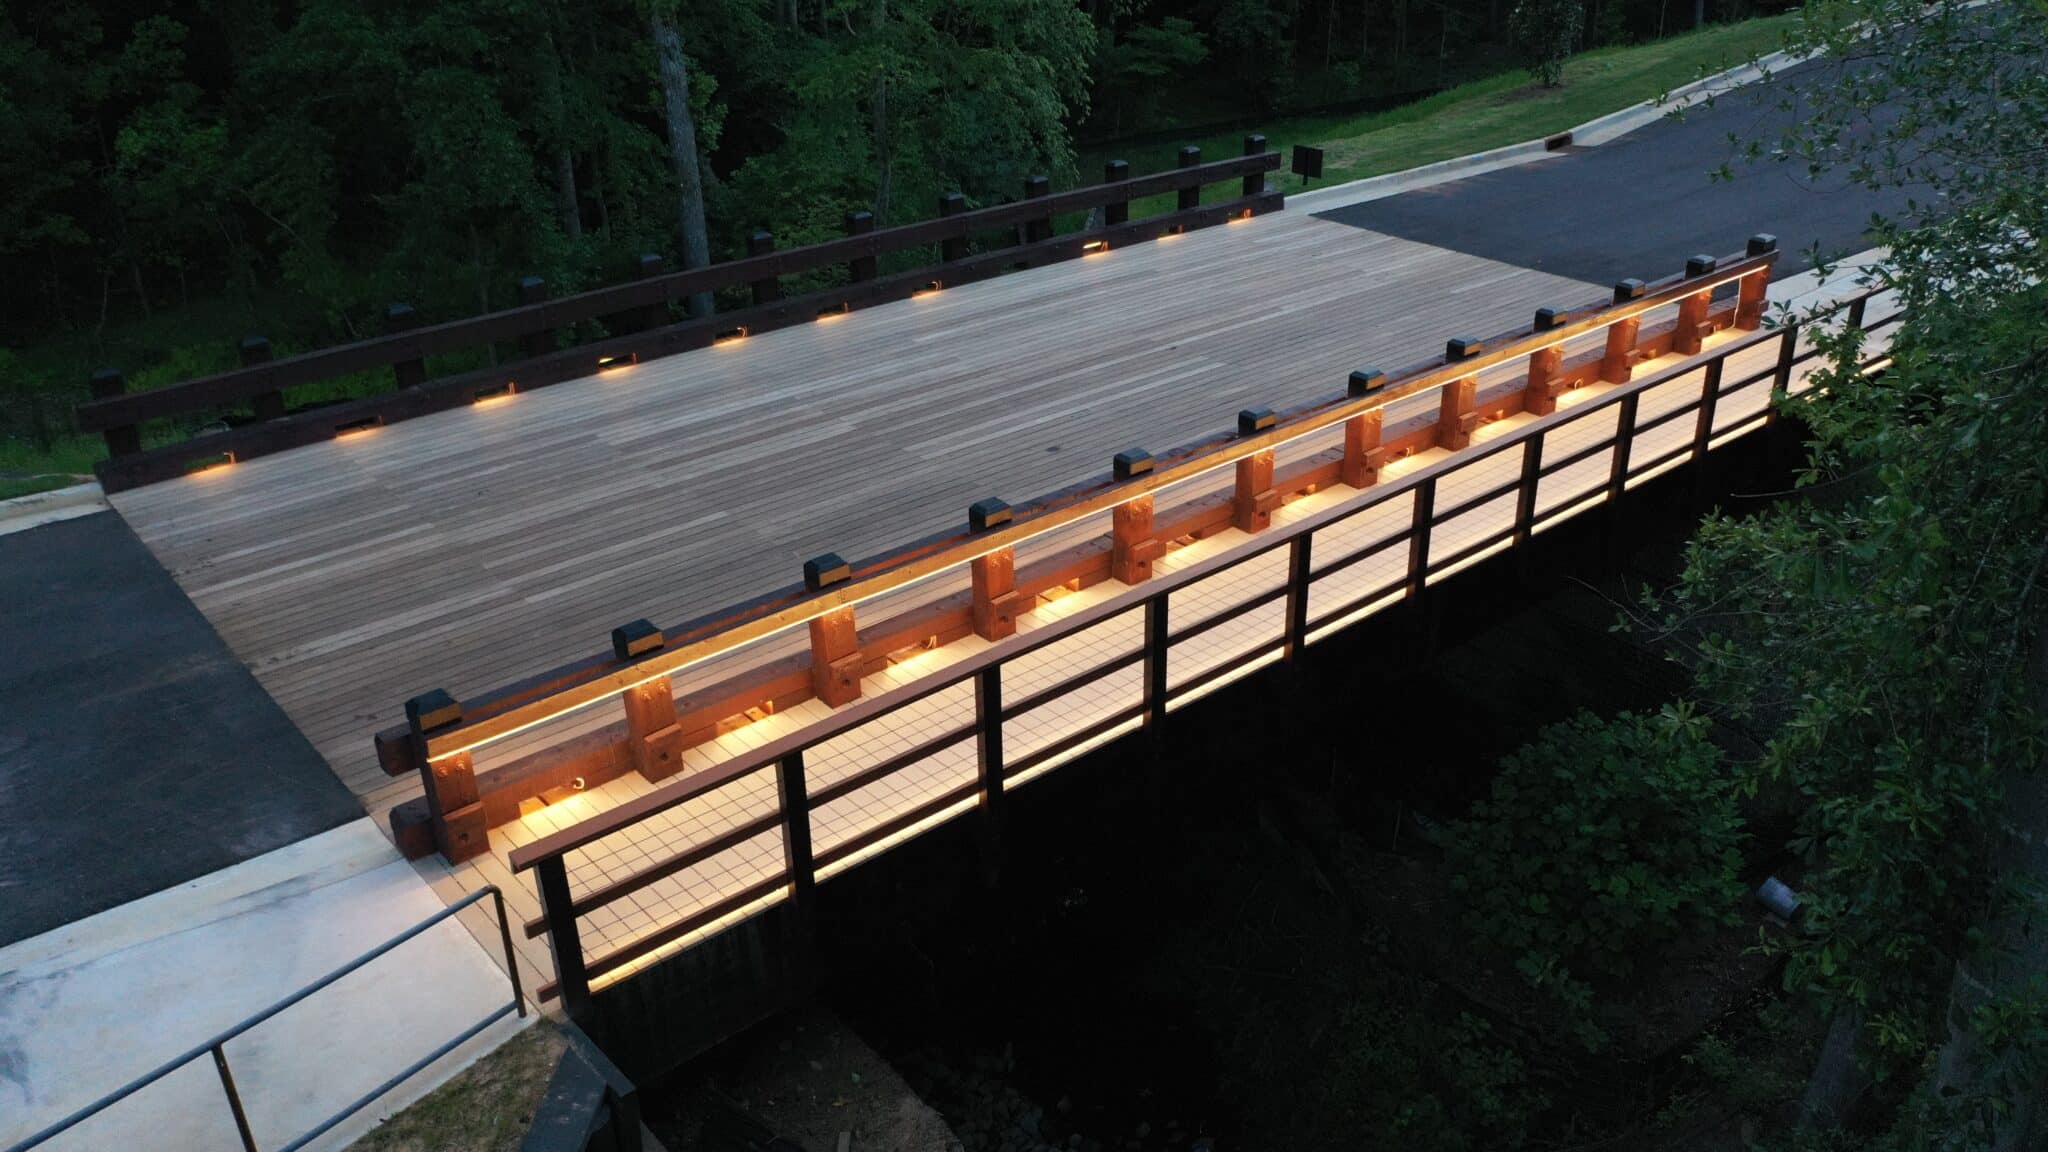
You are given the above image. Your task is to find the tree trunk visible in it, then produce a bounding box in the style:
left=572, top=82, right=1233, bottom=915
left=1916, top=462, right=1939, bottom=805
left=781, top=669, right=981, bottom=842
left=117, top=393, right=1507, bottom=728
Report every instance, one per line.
left=553, top=148, right=582, bottom=241
left=870, top=0, right=892, bottom=222
left=649, top=8, right=715, bottom=318
left=1693, top=0, right=1705, bottom=28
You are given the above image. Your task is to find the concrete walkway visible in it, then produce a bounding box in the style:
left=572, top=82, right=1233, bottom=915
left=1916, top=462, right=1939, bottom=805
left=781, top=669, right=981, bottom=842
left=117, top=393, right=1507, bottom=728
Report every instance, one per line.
left=0, top=820, right=527, bottom=1152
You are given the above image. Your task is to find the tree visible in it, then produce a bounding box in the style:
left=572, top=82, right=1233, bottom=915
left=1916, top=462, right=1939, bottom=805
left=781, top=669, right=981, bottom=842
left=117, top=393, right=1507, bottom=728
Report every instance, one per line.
left=648, top=3, right=714, bottom=317
left=1506, top=0, right=1581, bottom=86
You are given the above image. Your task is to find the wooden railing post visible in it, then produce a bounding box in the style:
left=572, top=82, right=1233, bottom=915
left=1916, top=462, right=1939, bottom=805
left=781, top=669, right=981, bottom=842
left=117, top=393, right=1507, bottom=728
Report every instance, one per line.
left=1600, top=315, right=1641, bottom=385
left=1524, top=308, right=1566, bottom=416
left=1242, top=135, right=1267, bottom=197
left=613, top=618, right=685, bottom=781
left=1284, top=534, right=1312, bottom=661
left=1691, top=357, right=1724, bottom=467
left=1341, top=411, right=1385, bottom=488
left=971, top=547, right=1024, bottom=640
left=1143, top=594, right=1169, bottom=729
left=1608, top=392, right=1640, bottom=502
left=1234, top=449, right=1278, bottom=533
left=241, top=337, right=285, bottom=422
left=1674, top=255, right=1717, bottom=357
left=89, top=369, right=141, bottom=458
left=1023, top=175, right=1052, bottom=244
left=845, top=211, right=876, bottom=282
left=1112, top=494, right=1160, bottom=584
left=974, top=665, right=1005, bottom=821
left=747, top=232, right=781, bottom=305
left=534, top=855, right=593, bottom=1022
left=1437, top=375, right=1479, bottom=450
left=387, top=305, right=425, bottom=389
left=809, top=605, right=862, bottom=707
left=939, top=193, right=967, bottom=262
left=1103, top=161, right=1130, bottom=226
left=406, top=689, right=487, bottom=863
left=1177, top=146, right=1202, bottom=210
left=636, top=253, right=668, bottom=331
left=777, top=750, right=816, bottom=912
left=1408, top=476, right=1437, bottom=596
left=516, top=276, right=552, bottom=359
left=1735, top=234, right=1776, bottom=330
left=1513, top=434, right=1543, bottom=545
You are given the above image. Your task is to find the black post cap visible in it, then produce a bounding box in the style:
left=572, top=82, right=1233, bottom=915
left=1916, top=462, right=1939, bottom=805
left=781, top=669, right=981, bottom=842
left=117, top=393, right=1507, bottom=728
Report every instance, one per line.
left=1534, top=307, right=1564, bottom=331
left=1024, top=174, right=1049, bottom=197
left=804, top=552, right=851, bottom=590
left=1178, top=145, right=1202, bottom=165
left=1244, top=133, right=1268, bottom=152
left=1613, top=278, right=1647, bottom=303
left=1685, top=254, right=1718, bottom=277
left=1113, top=449, right=1155, bottom=479
left=969, top=498, right=1014, bottom=531
left=89, top=367, right=125, bottom=398
left=1446, top=337, right=1483, bottom=360
left=747, top=230, right=775, bottom=254
left=845, top=210, right=875, bottom=231
left=1238, top=407, right=1277, bottom=435
left=1747, top=233, right=1778, bottom=256
left=939, top=192, right=965, bottom=213
left=610, top=619, right=664, bottom=661
left=517, top=275, right=546, bottom=292
left=405, top=688, right=462, bottom=733
left=386, top=303, right=418, bottom=327
left=637, top=252, right=665, bottom=274
left=1348, top=369, right=1387, bottom=396
left=239, top=335, right=273, bottom=362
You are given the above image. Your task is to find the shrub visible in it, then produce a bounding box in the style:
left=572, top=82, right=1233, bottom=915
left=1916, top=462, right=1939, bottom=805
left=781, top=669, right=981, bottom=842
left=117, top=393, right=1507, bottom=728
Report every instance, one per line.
left=1507, top=0, right=1584, bottom=87
left=1443, top=705, right=1746, bottom=990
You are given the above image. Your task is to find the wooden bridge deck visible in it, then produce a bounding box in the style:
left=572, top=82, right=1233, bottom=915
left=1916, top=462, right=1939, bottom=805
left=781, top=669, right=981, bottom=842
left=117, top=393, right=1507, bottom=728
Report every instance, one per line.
left=110, top=209, right=1599, bottom=810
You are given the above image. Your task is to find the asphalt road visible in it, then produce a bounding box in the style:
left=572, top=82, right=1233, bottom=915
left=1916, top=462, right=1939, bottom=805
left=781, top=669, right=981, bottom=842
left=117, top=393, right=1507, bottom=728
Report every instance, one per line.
left=0, top=513, right=359, bottom=947
left=1317, top=64, right=1920, bottom=284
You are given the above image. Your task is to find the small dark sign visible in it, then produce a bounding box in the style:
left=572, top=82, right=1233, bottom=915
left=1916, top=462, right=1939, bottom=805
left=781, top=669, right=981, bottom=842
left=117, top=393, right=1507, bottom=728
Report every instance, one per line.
left=1291, top=144, right=1325, bottom=181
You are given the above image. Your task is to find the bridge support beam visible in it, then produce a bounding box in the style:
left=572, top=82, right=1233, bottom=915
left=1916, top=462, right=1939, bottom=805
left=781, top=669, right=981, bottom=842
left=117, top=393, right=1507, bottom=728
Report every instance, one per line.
left=1600, top=316, right=1641, bottom=384
left=1233, top=451, right=1277, bottom=533
left=1341, top=412, right=1384, bottom=488
left=1437, top=376, right=1478, bottom=450
left=809, top=607, right=863, bottom=707
left=1112, top=495, right=1160, bottom=583
left=971, top=547, right=1025, bottom=640
left=1524, top=345, right=1565, bottom=417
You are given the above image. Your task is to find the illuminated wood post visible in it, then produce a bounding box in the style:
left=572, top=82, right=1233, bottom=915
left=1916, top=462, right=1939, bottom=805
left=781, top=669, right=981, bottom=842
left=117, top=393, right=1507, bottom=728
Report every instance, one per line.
left=406, top=689, right=486, bottom=863
left=1675, top=288, right=1713, bottom=356
left=1234, top=452, right=1277, bottom=533
left=1735, top=236, right=1776, bottom=330
left=608, top=618, right=684, bottom=778
left=1177, top=146, right=1202, bottom=210
left=808, top=606, right=862, bottom=707
left=1437, top=376, right=1478, bottom=451
left=1341, top=412, right=1384, bottom=488
left=1523, top=309, right=1566, bottom=416
left=971, top=547, right=1025, bottom=641
left=1112, top=495, right=1161, bottom=583
left=1601, top=317, right=1641, bottom=383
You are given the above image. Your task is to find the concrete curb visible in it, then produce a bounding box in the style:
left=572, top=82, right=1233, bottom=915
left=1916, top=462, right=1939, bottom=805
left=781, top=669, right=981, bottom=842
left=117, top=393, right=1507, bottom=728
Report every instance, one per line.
left=0, top=479, right=106, bottom=538
left=1288, top=45, right=1801, bottom=213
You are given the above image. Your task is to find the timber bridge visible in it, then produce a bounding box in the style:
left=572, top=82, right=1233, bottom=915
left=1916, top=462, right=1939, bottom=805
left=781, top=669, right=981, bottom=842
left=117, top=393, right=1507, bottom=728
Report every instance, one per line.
left=62, top=121, right=1902, bottom=1088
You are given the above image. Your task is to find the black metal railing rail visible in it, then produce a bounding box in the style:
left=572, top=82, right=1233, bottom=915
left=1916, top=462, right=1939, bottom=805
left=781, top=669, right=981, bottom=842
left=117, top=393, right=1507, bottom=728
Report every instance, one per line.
left=502, top=278, right=1901, bottom=1020
left=79, top=141, right=1284, bottom=492
left=3, top=887, right=527, bottom=1152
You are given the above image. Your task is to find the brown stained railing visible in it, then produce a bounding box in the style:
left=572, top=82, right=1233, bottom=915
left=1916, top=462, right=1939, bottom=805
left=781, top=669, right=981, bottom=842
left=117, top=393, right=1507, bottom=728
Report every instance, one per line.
left=504, top=280, right=1903, bottom=1018
left=399, top=242, right=1783, bottom=774
left=82, top=144, right=1285, bottom=492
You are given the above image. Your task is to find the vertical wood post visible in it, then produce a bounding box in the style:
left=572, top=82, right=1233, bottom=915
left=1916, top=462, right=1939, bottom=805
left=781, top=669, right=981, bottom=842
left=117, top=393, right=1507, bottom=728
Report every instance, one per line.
left=974, top=665, right=1005, bottom=878
left=1023, top=175, right=1051, bottom=244
left=535, top=856, right=593, bottom=1022
left=1103, top=161, right=1130, bottom=226
left=1692, top=357, right=1724, bottom=463
left=1524, top=344, right=1564, bottom=416
left=407, top=688, right=484, bottom=863
left=1407, top=477, right=1437, bottom=596
left=1341, top=412, right=1384, bottom=489
left=1143, top=595, right=1169, bottom=729
left=1773, top=322, right=1799, bottom=401
left=1600, top=316, right=1641, bottom=384
left=845, top=211, right=876, bottom=282
left=621, top=677, right=685, bottom=780
left=516, top=277, right=553, bottom=359
left=1513, top=434, right=1543, bottom=545
left=939, top=193, right=968, bottom=262
left=1675, top=289, right=1713, bottom=357
left=1284, top=534, right=1312, bottom=661
left=1608, top=392, right=1640, bottom=501
left=1437, top=376, right=1478, bottom=450
left=387, top=305, right=426, bottom=389
left=777, top=750, right=815, bottom=911
left=808, top=606, right=862, bottom=707
left=1176, top=146, right=1202, bottom=211
left=1233, top=450, right=1277, bottom=533
left=241, top=337, right=285, bottom=421
left=1242, top=135, right=1267, bottom=198
left=89, top=369, right=141, bottom=457
left=970, top=547, right=1023, bottom=641
left=636, top=253, right=668, bottom=332
left=746, top=232, right=781, bottom=305
left=1111, top=495, right=1159, bottom=584
left=1736, top=234, right=1776, bottom=330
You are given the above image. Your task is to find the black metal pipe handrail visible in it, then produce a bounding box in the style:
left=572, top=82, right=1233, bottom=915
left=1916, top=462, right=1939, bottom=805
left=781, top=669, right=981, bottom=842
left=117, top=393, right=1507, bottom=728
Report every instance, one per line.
left=3, top=886, right=526, bottom=1152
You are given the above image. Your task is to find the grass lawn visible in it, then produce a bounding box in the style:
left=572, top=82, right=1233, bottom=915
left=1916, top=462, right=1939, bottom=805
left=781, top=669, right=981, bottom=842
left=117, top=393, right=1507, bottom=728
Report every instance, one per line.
left=1087, top=15, right=1798, bottom=218
left=349, top=1022, right=569, bottom=1152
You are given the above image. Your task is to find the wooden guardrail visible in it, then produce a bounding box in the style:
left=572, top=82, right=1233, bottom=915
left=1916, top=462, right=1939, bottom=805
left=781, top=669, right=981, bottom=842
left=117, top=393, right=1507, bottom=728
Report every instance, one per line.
left=373, top=237, right=1789, bottom=868
left=78, top=141, right=1283, bottom=492
left=478, top=253, right=1906, bottom=1019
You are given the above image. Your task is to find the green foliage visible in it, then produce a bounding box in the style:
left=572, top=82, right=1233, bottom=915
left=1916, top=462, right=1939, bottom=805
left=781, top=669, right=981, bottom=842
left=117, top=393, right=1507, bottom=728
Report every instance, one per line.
left=1508, top=0, right=1584, bottom=86
left=1443, top=706, right=1747, bottom=995
left=1320, top=1005, right=1549, bottom=1151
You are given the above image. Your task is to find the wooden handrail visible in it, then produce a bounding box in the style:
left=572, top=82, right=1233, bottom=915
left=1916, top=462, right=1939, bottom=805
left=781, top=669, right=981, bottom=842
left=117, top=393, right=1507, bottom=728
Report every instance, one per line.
left=76, top=151, right=1280, bottom=434
left=422, top=244, right=1778, bottom=761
